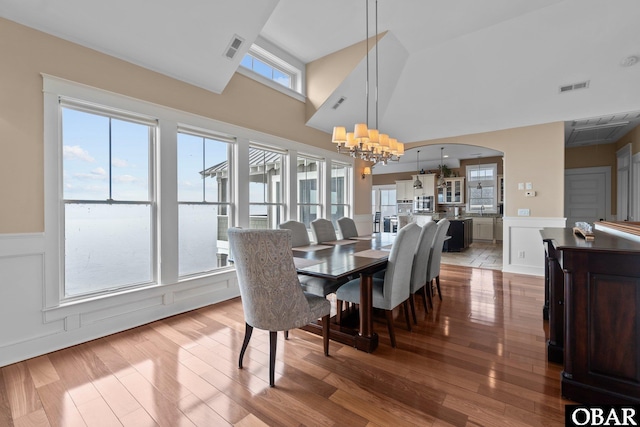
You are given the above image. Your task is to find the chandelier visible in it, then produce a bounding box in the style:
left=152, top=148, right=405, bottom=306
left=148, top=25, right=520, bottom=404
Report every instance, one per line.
left=331, top=0, right=404, bottom=165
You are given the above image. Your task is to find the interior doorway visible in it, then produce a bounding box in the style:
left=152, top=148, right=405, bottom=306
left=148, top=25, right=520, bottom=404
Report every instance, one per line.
left=564, top=167, right=611, bottom=225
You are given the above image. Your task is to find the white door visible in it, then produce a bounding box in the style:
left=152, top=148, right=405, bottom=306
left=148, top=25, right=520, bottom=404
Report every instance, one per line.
left=617, top=144, right=632, bottom=221
left=565, top=167, right=610, bottom=226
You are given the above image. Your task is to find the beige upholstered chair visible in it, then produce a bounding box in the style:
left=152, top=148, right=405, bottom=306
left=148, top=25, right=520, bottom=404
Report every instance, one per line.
left=311, top=218, right=337, bottom=243
left=337, top=217, right=359, bottom=239
left=427, top=218, right=451, bottom=302
left=278, top=220, right=346, bottom=297
left=409, top=220, right=438, bottom=323
left=228, top=228, right=330, bottom=387
left=278, top=220, right=311, bottom=247
left=335, top=223, right=421, bottom=347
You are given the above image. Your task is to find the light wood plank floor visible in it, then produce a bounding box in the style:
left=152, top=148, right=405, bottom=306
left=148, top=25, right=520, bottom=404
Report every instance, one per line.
left=0, top=265, right=572, bottom=426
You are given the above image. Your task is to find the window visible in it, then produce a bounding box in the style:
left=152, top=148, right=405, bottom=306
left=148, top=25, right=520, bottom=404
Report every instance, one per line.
left=240, top=43, right=300, bottom=92
left=61, top=103, right=156, bottom=298
left=249, top=145, right=285, bottom=229
left=372, top=186, right=397, bottom=218
left=330, top=162, right=351, bottom=226
left=177, top=129, right=232, bottom=276
left=297, top=155, right=322, bottom=228
left=467, top=163, right=497, bottom=212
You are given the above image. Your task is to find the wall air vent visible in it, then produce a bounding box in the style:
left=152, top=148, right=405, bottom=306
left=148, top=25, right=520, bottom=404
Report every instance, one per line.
left=224, top=35, right=245, bottom=60
left=332, top=96, right=347, bottom=110
left=559, top=80, right=590, bottom=93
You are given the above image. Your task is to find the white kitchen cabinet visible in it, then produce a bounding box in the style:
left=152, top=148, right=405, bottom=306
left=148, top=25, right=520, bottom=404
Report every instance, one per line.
left=472, top=217, right=494, bottom=241
left=412, top=174, right=435, bottom=197
left=437, top=177, right=465, bottom=204
left=396, top=180, right=413, bottom=202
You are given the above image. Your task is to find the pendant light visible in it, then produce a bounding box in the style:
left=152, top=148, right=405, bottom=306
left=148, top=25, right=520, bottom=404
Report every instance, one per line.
left=476, top=156, right=483, bottom=190
left=413, top=150, right=423, bottom=189
left=438, top=147, right=447, bottom=189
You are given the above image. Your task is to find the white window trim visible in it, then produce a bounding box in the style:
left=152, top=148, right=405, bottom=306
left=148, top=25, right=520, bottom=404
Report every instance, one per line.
left=42, top=74, right=351, bottom=315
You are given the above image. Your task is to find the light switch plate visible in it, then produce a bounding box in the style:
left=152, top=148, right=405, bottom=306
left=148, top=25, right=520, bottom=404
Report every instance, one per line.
left=525, top=182, right=533, bottom=190
left=518, top=208, right=530, bottom=216
left=518, top=182, right=524, bottom=190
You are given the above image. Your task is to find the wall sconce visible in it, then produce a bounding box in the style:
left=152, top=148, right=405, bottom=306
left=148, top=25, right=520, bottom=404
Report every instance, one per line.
left=362, top=166, right=372, bottom=179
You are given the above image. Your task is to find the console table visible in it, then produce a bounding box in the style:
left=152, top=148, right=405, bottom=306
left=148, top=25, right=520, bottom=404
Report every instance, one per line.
left=540, top=226, right=640, bottom=404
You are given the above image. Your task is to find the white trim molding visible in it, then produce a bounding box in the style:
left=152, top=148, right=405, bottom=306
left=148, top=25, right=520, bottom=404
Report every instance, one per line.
left=501, top=216, right=566, bottom=276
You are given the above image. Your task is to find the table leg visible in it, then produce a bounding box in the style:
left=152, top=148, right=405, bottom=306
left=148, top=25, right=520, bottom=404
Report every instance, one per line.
left=354, top=272, right=378, bottom=352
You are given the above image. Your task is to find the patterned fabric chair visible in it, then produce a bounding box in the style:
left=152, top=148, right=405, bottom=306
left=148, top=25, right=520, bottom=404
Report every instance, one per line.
left=278, top=220, right=345, bottom=297
left=228, top=228, right=330, bottom=387
left=311, top=218, right=337, bottom=243
left=335, top=222, right=421, bottom=347
left=337, top=217, right=359, bottom=239
left=428, top=219, right=451, bottom=302
left=409, top=221, right=438, bottom=322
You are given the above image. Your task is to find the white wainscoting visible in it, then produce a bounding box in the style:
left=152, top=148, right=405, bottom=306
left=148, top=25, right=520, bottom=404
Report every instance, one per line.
left=501, top=216, right=566, bottom=276
left=0, top=233, right=240, bottom=367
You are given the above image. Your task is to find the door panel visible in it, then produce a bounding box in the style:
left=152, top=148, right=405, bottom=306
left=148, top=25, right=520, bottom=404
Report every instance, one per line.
left=565, top=169, right=608, bottom=226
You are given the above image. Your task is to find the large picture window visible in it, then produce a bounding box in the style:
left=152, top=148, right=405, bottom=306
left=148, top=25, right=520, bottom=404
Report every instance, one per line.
left=249, top=145, right=285, bottom=229
left=297, top=155, right=322, bottom=228
left=61, top=103, right=156, bottom=298
left=330, top=162, right=350, bottom=226
left=177, top=129, right=232, bottom=276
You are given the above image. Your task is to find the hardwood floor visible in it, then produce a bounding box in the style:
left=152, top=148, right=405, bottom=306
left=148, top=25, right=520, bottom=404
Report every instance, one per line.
left=0, top=265, right=572, bottom=426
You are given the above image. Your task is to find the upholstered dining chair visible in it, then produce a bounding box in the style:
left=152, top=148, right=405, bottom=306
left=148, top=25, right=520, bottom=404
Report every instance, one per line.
left=427, top=218, right=451, bottom=302
left=278, top=220, right=311, bottom=247
left=409, top=220, right=438, bottom=323
left=335, top=222, right=421, bottom=347
left=311, top=218, right=337, bottom=243
left=337, top=217, right=359, bottom=239
left=278, top=220, right=346, bottom=297
left=228, top=228, right=330, bottom=387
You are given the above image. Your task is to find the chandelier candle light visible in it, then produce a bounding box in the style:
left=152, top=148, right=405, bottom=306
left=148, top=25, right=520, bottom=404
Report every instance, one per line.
left=331, top=0, right=404, bottom=165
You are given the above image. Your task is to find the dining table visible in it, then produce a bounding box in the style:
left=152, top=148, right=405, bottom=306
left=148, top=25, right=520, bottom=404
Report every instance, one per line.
left=292, top=233, right=396, bottom=353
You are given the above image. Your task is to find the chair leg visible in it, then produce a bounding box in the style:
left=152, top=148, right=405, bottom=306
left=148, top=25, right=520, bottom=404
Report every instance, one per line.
left=420, top=286, right=430, bottom=313
left=336, top=299, right=342, bottom=325
left=403, top=300, right=412, bottom=332
left=322, top=314, right=330, bottom=356
left=385, top=310, right=396, bottom=348
left=239, top=323, right=253, bottom=369
left=269, top=331, right=277, bottom=387
left=436, top=275, right=443, bottom=301
left=427, top=279, right=434, bottom=309
left=409, top=294, right=418, bottom=325
left=284, top=330, right=289, bottom=340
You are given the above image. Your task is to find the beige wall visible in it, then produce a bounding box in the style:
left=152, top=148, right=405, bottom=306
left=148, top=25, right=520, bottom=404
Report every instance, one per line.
left=0, top=18, right=344, bottom=233
left=374, top=123, right=565, bottom=218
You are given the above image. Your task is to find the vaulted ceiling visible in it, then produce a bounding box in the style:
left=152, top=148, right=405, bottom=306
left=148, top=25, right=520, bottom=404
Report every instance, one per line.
left=2, top=0, right=640, bottom=168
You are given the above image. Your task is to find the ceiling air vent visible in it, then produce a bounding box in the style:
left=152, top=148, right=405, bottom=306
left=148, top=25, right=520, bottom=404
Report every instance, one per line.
left=559, top=80, right=590, bottom=93
left=332, top=97, right=347, bottom=110
left=224, top=35, right=245, bottom=60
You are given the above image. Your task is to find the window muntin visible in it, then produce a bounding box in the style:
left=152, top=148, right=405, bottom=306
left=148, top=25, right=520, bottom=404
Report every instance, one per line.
left=330, top=162, right=350, bottom=226
left=248, top=146, right=285, bottom=229
left=467, top=163, right=497, bottom=212
left=239, top=43, right=300, bottom=92
left=177, top=130, right=232, bottom=276
left=297, top=155, right=322, bottom=228
left=61, top=105, right=155, bottom=298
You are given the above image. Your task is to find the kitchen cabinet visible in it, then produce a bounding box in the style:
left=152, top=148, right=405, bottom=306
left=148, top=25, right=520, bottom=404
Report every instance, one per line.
left=437, top=178, right=464, bottom=204
left=411, top=174, right=435, bottom=197
left=395, top=180, right=413, bottom=202
left=495, top=217, right=503, bottom=241
left=472, top=216, right=494, bottom=241
left=497, top=175, right=504, bottom=205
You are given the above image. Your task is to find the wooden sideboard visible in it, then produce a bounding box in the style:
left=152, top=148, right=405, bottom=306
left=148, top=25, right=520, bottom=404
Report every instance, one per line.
left=540, top=227, right=640, bottom=404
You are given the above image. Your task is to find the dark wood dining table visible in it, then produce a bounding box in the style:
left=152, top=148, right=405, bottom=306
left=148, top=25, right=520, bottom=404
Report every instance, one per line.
left=292, top=233, right=395, bottom=353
